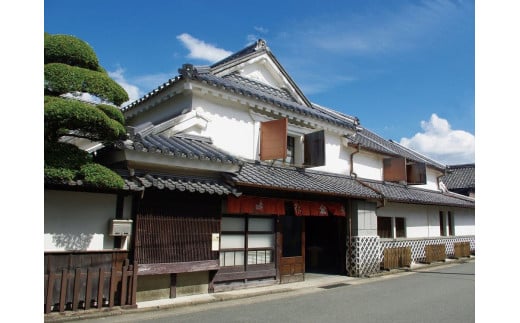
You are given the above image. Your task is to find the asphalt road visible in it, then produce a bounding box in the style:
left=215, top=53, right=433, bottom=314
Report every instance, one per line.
left=80, top=262, right=475, bottom=323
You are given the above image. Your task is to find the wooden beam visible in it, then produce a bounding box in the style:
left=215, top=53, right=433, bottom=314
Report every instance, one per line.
left=137, top=260, right=219, bottom=275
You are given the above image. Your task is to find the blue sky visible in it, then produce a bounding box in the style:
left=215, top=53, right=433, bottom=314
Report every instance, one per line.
left=43, top=0, right=475, bottom=165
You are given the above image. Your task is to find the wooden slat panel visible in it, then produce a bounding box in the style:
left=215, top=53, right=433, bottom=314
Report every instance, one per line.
left=260, top=118, right=287, bottom=160
left=109, top=267, right=117, bottom=308
left=135, top=213, right=219, bottom=264
left=72, top=268, right=82, bottom=311
left=120, top=262, right=129, bottom=306
left=85, top=269, right=93, bottom=310
left=45, top=272, right=55, bottom=314
left=59, top=269, right=68, bottom=312
left=97, top=268, right=104, bottom=309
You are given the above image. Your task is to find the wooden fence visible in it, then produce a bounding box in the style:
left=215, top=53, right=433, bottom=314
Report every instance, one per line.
left=44, top=257, right=137, bottom=314
left=424, top=244, right=446, bottom=264
left=453, top=242, right=471, bottom=258
left=382, top=247, right=412, bottom=270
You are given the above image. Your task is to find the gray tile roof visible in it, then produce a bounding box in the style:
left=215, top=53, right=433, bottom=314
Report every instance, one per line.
left=229, top=161, right=381, bottom=200
left=121, top=171, right=237, bottom=195
left=351, top=128, right=445, bottom=170
left=442, top=164, right=475, bottom=190
left=115, top=133, right=242, bottom=166
left=227, top=161, right=473, bottom=208
left=223, top=72, right=298, bottom=103
left=185, top=69, right=357, bottom=130
left=210, top=40, right=261, bottom=69
left=359, top=179, right=474, bottom=208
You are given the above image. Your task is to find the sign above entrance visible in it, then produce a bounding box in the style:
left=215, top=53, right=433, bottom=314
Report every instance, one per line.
left=226, top=196, right=285, bottom=215
left=293, top=200, right=346, bottom=217
left=226, top=196, right=346, bottom=217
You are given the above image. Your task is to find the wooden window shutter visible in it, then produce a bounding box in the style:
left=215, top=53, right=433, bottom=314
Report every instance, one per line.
left=260, top=118, right=287, bottom=161
left=383, top=157, right=406, bottom=182
left=406, top=163, right=427, bottom=185
left=304, top=130, right=325, bottom=167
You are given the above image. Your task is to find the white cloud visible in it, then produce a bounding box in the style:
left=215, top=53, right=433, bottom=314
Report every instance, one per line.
left=176, top=33, right=232, bottom=63
left=108, top=67, right=141, bottom=105
left=254, top=26, right=268, bottom=34
left=399, top=114, right=475, bottom=165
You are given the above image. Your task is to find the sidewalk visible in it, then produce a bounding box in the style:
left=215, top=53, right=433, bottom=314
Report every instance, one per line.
left=44, top=256, right=474, bottom=322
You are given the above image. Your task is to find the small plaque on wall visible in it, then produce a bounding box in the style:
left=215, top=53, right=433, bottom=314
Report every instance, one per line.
left=211, top=233, right=220, bottom=251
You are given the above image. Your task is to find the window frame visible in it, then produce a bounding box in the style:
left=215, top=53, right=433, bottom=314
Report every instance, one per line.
left=439, top=211, right=446, bottom=236
left=377, top=216, right=393, bottom=239
left=219, top=215, right=276, bottom=267
left=395, top=217, right=406, bottom=238
left=448, top=211, right=455, bottom=236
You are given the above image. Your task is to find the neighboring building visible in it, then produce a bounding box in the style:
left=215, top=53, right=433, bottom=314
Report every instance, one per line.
left=45, top=39, right=475, bottom=309
left=441, top=164, right=475, bottom=197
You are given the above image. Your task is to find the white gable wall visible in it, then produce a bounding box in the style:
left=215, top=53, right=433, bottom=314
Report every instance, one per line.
left=192, top=94, right=257, bottom=160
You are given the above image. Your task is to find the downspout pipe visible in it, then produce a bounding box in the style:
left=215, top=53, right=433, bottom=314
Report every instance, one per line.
left=350, top=143, right=360, bottom=178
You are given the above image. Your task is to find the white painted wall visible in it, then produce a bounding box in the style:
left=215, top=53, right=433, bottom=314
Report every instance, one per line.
left=350, top=150, right=382, bottom=180
left=44, top=190, right=131, bottom=251
left=193, top=95, right=257, bottom=160
left=424, top=168, right=443, bottom=191
left=451, top=207, right=475, bottom=236
left=377, top=203, right=475, bottom=238
left=310, top=132, right=350, bottom=174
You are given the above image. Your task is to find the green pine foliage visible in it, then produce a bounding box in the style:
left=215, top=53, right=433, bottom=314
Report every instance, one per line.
left=44, top=33, right=129, bottom=190
left=79, top=163, right=125, bottom=188
left=44, top=63, right=128, bottom=106
left=44, top=96, right=126, bottom=142
left=44, top=32, right=103, bottom=72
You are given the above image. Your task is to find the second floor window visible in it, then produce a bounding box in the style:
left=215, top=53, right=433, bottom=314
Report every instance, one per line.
left=286, top=136, right=295, bottom=164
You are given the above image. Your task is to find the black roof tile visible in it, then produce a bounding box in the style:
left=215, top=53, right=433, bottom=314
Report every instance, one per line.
left=117, top=133, right=242, bottom=166
left=120, top=171, right=237, bottom=195
left=231, top=161, right=381, bottom=199
left=359, top=179, right=474, bottom=208
left=442, top=164, right=475, bottom=190
left=351, top=128, right=445, bottom=170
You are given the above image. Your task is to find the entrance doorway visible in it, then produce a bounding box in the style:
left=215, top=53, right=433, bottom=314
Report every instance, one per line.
left=279, top=202, right=305, bottom=283
left=305, top=216, right=346, bottom=274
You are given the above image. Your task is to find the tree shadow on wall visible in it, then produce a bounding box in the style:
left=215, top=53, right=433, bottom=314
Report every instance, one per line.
left=52, top=233, right=93, bottom=250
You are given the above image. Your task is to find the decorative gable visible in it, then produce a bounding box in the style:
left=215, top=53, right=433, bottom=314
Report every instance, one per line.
left=211, top=39, right=310, bottom=107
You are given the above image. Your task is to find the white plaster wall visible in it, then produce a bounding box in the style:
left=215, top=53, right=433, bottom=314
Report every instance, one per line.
left=451, top=207, right=475, bottom=236
left=422, top=167, right=442, bottom=191
left=377, top=203, right=429, bottom=238
left=128, top=92, right=191, bottom=127
left=376, top=203, right=475, bottom=238
left=44, top=190, right=120, bottom=251
left=193, top=95, right=257, bottom=160
left=310, top=132, right=349, bottom=174
left=351, top=150, right=382, bottom=180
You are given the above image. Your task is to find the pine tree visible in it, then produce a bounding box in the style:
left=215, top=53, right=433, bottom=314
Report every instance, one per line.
left=44, top=33, right=128, bottom=189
